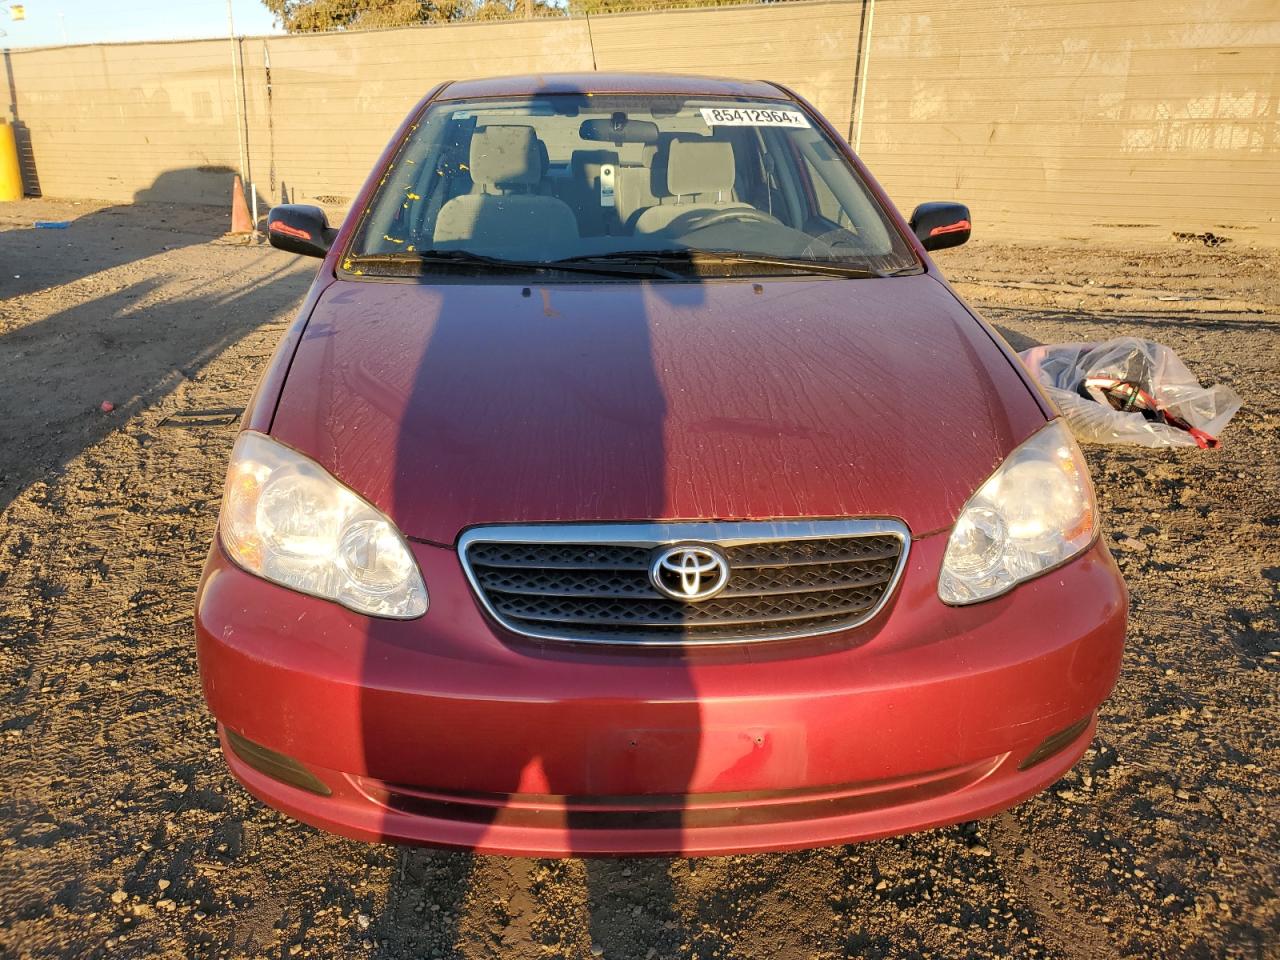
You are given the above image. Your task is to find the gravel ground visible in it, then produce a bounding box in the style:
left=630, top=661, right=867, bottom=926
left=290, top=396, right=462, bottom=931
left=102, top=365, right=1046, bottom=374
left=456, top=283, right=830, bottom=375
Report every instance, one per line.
left=0, top=199, right=1276, bottom=959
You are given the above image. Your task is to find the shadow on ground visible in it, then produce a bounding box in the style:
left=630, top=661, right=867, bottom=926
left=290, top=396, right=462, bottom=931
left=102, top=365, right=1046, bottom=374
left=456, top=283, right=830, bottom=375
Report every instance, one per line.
left=0, top=183, right=312, bottom=512
left=0, top=168, right=244, bottom=303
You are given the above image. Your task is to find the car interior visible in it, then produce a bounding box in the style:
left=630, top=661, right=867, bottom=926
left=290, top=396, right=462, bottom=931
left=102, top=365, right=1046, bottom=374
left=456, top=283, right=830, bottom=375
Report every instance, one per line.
left=358, top=97, right=905, bottom=266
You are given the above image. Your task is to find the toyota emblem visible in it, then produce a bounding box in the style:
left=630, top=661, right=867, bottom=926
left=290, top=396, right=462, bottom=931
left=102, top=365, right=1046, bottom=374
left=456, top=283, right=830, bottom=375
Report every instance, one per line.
left=649, top=544, right=731, bottom=601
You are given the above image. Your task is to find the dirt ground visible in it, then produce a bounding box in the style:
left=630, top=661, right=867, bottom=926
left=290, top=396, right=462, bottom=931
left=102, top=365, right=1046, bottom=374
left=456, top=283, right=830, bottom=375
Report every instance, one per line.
left=0, top=199, right=1276, bottom=960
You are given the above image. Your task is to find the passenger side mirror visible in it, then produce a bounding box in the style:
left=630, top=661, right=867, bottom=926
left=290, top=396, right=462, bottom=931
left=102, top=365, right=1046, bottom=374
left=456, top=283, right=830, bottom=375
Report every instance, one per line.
left=267, top=204, right=338, bottom=258
left=909, top=202, right=971, bottom=251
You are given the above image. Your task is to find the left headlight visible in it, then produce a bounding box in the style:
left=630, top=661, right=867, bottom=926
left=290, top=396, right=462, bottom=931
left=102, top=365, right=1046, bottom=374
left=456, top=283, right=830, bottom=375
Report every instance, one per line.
left=938, top=419, right=1097, bottom=605
left=218, top=431, right=428, bottom=619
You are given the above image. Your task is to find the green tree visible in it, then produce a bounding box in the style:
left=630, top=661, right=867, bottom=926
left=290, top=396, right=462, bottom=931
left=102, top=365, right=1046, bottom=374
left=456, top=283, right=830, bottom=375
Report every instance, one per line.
left=567, top=0, right=758, bottom=13
left=471, top=0, right=565, bottom=19
left=262, top=0, right=561, bottom=29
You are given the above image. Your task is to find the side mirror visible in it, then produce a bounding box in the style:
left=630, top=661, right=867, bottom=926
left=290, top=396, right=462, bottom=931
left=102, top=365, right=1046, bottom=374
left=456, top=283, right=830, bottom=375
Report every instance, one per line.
left=266, top=204, right=338, bottom=258
left=909, top=202, right=971, bottom=251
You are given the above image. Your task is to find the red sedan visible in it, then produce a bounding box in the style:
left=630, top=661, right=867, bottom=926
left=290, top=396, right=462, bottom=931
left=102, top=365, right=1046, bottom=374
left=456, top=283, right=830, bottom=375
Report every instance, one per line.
left=195, top=73, right=1126, bottom=856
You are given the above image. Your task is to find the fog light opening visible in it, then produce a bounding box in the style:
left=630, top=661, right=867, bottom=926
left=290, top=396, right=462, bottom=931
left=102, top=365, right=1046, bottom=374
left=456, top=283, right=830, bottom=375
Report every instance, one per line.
left=225, top=728, right=332, bottom=796
left=1018, top=714, right=1094, bottom=772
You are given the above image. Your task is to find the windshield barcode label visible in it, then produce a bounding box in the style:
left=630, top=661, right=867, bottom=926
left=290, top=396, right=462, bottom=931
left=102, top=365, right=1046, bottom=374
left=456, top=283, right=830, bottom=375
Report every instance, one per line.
left=700, top=107, right=810, bottom=128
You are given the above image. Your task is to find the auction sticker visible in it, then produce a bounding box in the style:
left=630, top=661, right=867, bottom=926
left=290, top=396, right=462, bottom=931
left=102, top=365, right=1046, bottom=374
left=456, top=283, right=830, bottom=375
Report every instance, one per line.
left=700, top=106, right=810, bottom=128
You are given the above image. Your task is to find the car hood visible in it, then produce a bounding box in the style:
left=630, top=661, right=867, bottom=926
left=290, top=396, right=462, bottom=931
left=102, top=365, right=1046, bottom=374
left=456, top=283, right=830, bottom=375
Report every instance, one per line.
left=270, top=273, right=1045, bottom=543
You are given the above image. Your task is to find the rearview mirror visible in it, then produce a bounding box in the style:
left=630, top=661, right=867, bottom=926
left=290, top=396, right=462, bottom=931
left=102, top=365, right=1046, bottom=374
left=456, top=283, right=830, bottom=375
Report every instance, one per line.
left=267, top=204, right=337, bottom=258
left=579, top=116, right=659, bottom=145
left=909, top=202, right=971, bottom=251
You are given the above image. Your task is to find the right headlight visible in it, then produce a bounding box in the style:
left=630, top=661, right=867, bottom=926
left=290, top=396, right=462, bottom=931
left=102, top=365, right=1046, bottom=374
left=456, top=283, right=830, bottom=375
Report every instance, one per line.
left=219, top=431, right=428, bottom=619
left=938, top=419, right=1097, bottom=605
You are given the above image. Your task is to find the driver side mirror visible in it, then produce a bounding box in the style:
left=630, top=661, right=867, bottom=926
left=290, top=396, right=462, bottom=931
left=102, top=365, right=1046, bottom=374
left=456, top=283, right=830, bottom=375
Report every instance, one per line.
left=267, top=204, right=338, bottom=258
left=909, top=202, right=971, bottom=251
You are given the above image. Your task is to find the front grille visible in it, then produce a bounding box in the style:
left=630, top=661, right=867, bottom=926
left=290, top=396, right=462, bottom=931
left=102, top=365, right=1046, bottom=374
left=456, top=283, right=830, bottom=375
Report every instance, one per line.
left=459, top=520, right=909, bottom=645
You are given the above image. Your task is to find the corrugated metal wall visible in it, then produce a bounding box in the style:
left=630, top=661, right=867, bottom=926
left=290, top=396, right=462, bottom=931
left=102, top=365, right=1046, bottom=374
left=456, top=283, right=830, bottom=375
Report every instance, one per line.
left=3, top=0, right=1277, bottom=243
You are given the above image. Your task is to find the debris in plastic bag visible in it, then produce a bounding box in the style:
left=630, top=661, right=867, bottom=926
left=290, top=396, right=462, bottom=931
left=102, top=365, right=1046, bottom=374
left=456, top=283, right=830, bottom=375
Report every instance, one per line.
left=34, top=221, right=72, bottom=229
left=1018, top=337, right=1242, bottom=448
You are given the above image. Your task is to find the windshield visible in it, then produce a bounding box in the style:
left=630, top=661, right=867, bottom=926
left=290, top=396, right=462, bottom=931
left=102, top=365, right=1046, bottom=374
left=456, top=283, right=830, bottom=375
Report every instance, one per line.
left=347, top=94, right=920, bottom=279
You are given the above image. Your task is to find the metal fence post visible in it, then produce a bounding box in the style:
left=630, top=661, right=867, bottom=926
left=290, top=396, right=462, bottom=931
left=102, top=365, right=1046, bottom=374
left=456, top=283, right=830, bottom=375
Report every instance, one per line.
left=851, top=0, right=875, bottom=154
left=227, top=0, right=249, bottom=184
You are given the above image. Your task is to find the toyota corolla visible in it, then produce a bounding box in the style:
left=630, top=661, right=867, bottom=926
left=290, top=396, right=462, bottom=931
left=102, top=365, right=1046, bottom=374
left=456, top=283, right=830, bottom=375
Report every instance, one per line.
left=195, top=73, right=1126, bottom=856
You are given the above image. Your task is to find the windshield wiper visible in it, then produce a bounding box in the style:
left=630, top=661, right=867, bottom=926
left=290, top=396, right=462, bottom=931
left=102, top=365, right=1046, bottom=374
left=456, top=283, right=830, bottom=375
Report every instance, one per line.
left=712, top=254, right=889, bottom=278
left=557, top=250, right=889, bottom=279
left=346, top=249, right=894, bottom=280
left=345, top=249, right=677, bottom=279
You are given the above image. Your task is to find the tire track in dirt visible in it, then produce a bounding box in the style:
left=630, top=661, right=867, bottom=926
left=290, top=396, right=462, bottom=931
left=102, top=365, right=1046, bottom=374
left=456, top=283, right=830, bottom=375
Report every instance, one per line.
left=988, top=811, right=1112, bottom=960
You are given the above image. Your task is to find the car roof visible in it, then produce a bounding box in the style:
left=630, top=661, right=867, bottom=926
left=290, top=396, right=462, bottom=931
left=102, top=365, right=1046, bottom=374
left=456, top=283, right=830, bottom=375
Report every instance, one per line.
left=436, top=72, right=789, bottom=101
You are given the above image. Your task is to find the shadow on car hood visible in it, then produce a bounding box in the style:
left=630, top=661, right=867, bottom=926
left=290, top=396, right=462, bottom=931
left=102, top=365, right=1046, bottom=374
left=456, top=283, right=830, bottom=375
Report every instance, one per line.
left=269, top=274, right=1045, bottom=543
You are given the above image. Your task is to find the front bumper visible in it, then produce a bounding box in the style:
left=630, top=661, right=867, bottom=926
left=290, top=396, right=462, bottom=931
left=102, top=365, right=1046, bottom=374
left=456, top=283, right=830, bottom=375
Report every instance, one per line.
left=196, top=533, right=1126, bottom=856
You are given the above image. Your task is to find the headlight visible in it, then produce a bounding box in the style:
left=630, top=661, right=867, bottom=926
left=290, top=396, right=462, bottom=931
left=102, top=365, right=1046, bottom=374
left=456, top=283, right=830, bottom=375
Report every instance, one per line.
left=938, top=419, right=1096, bottom=605
left=219, top=431, right=428, bottom=618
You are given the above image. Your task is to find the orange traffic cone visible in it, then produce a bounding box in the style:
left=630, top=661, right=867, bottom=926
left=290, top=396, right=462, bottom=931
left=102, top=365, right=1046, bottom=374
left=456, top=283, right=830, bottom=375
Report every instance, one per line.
left=230, top=175, right=253, bottom=234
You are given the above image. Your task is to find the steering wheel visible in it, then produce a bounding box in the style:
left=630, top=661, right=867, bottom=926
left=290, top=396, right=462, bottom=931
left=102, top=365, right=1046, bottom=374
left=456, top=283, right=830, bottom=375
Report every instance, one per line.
left=674, top=207, right=782, bottom=233
left=801, top=227, right=862, bottom=260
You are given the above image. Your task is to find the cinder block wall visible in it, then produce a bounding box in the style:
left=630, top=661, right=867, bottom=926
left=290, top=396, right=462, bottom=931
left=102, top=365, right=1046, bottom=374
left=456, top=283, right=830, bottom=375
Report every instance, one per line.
left=3, top=0, right=1278, bottom=244
left=3, top=39, right=244, bottom=205
left=237, top=17, right=597, bottom=212
left=855, top=0, right=1280, bottom=244
left=588, top=3, right=862, bottom=135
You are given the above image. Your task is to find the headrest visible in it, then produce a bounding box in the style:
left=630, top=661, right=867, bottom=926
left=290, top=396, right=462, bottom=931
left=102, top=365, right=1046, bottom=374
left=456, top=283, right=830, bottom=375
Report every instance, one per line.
left=648, top=133, right=700, bottom=196
left=470, top=126, right=543, bottom=189
left=666, top=139, right=735, bottom=197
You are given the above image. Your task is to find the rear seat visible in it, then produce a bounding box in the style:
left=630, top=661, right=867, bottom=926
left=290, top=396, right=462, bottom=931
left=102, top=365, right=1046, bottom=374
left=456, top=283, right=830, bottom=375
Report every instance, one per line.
left=566, top=149, right=619, bottom=236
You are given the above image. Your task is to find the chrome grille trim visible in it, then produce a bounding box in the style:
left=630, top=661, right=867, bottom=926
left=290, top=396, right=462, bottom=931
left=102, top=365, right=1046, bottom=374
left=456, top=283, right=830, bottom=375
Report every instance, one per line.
left=458, top=519, right=911, bottom=646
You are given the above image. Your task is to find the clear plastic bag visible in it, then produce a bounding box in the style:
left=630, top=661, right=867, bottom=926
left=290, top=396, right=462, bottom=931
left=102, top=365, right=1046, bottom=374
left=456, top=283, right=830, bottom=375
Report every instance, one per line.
left=1018, top=337, right=1242, bottom=448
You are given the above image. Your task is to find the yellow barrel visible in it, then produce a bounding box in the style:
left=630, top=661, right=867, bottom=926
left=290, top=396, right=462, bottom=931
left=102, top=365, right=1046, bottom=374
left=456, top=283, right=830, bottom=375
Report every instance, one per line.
left=0, top=121, right=23, bottom=201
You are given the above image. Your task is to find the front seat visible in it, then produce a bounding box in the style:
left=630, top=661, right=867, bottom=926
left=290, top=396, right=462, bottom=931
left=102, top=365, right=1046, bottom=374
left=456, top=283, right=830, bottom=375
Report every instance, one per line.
left=633, top=139, right=754, bottom=235
left=433, top=126, right=579, bottom=258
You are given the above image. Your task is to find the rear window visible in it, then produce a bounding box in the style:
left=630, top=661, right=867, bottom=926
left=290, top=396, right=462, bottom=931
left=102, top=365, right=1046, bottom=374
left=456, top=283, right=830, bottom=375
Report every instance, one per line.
left=347, top=93, right=919, bottom=279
